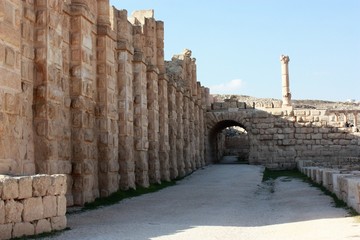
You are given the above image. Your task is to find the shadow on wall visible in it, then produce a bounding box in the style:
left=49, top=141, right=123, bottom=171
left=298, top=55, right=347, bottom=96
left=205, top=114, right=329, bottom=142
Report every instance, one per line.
left=206, top=108, right=360, bottom=169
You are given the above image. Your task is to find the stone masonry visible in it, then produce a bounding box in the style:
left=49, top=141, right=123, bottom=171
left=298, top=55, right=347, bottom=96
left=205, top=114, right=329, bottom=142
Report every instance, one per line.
left=207, top=99, right=360, bottom=169
left=0, top=174, right=67, bottom=239
left=298, top=159, right=360, bottom=213
left=0, top=0, right=209, bottom=208
left=2, top=2, right=360, bottom=239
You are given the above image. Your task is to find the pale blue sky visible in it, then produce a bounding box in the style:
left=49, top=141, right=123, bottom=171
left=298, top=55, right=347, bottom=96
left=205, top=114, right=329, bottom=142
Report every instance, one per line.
left=110, top=0, right=360, bottom=101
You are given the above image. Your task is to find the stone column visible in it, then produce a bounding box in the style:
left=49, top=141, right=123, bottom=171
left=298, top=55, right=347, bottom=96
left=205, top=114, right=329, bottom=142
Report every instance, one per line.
left=157, top=21, right=170, bottom=182
left=19, top=1, right=36, bottom=176
left=194, top=100, right=200, bottom=169
left=96, top=2, right=120, bottom=197
left=189, top=99, right=196, bottom=170
left=69, top=1, right=98, bottom=205
left=33, top=0, right=74, bottom=192
left=133, top=49, right=149, bottom=188
left=200, top=87, right=207, bottom=166
left=280, top=55, right=291, bottom=107
left=58, top=3, right=73, bottom=203
left=196, top=82, right=203, bottom=168
left=141, top=15, right=161, bottom=184
left=176, top=88, right=185, bottom=177
left=158, top=74, right=170, bottom=181
left=156, top=21, right=165, bottom=74
left=183, top=94, right=192, bottom=174
left=168, top=80, right=178, bottom=179
left=204, top=87, right=211, bottom=110
left=147, top=66, right=161, bottom=184
left=114, top=9, right=136, bottom=190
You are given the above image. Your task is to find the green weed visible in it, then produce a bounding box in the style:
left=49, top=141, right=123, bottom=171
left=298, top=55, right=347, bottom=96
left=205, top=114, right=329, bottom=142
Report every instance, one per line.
left=262, top=168, right=359, bottom=216
left=82, top=180, right=176, bottom=211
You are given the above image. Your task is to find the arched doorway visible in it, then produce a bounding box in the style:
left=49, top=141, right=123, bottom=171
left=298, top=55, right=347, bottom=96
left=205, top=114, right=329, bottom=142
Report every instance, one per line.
left=208, top=120, right=250, bottom=164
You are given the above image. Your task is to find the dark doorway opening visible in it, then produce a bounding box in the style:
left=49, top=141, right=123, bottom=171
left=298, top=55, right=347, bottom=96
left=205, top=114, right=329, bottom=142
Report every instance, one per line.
left=209, top=120, right=250, bottom=164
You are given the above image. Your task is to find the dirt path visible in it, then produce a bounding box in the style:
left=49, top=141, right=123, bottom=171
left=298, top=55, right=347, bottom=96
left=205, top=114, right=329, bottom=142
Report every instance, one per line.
left=48, top=164, right=360, bottom=240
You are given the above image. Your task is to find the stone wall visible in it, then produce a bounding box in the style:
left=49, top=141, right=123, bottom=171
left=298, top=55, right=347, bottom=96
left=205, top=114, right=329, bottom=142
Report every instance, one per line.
left=0, top=0, right=208, bottom=207
left=225, top=135, right=250, bottom=160
left=207, top=102, right=360, bottom=168
left=0, top=174, right=67, bottom=240
left=0, top=0, right=35, bottom=177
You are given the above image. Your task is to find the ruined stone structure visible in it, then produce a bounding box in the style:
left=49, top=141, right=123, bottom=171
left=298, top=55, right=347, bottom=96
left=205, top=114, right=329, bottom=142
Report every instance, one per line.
left=298, top=159, right=360, bottom=213
left=1, top=1, right=360, bottom=238
left=207, top=99, right=360, bottom=169
left=0, top=174, right=67, bottom=239
left=0, top=0, right=208, bottom=210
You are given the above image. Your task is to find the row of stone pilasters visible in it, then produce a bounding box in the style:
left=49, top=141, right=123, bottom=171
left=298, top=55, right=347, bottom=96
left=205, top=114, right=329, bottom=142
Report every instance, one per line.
left=13, top=0, right=210, bottom=206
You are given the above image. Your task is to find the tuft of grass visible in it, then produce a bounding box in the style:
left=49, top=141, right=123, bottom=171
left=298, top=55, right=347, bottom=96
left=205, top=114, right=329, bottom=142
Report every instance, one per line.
left=12, top=227, right=71, bottom=240
left=82, top=180, right=176, bottom=211
left=262, top=168, right=359, bottom=216
left=262, top=168, right=305, bottom=182
left=67, top=172, right=193, bottom=214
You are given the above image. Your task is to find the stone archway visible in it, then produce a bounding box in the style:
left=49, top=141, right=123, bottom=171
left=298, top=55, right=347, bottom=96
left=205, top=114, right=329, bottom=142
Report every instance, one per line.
left=208, top=120, right=250, bottom=163
left=206, top=111, right=255, bottom=164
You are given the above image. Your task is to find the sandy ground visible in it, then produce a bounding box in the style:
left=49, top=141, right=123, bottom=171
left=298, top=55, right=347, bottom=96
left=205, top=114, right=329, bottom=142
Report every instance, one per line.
left=48, top=159, right=360, bottom=240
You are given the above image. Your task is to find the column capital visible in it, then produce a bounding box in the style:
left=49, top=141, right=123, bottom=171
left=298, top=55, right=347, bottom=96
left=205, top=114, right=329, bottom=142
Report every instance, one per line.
left=280, top=55, right=290, bottom=64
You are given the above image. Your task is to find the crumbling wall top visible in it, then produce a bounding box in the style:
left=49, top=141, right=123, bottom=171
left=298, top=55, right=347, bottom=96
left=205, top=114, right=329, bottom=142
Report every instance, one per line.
left=129, top=9, right=155, bottom=25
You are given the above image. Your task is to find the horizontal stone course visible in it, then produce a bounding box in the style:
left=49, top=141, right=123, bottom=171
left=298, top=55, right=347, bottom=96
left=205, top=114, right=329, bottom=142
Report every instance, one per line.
left=0, top=174, right=66, bottom=240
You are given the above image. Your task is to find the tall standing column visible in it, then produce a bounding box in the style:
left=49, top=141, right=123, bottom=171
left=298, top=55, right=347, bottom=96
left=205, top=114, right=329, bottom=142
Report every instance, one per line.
left=280, top=55, right=291, bottom=107
left=183, top=94, right=192, bottom=174
left=200, top=86, right=207, bottom=166
left=133, top=50, right=149, bottom=188
left=96, top=1, right=120, bottom=197
left=158, top=74, right=170, bottom=181
left=115, top=9, right=136, bottom=190
left=147, top=66, right=161, bottom=184
left=168, top=80, right=178, bottom=179
left=69, top=0, right=98, bottom=205
left=176, top=88, right=185, bottom=177
left=157, top=21, right=170, bottom=182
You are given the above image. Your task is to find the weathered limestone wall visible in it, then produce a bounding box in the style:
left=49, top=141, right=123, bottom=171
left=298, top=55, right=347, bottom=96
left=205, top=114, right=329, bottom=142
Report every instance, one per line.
left=165, top=50, right=208, bottom=177
left=0, top=0, right=35, bottom=176
left=207, top=101, right=360, bottom=169
left=225, top=135, right=250, bottom=160
left=0, top=1, right=209, bottom=208
left=0, top=174, right=67, bottom=240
